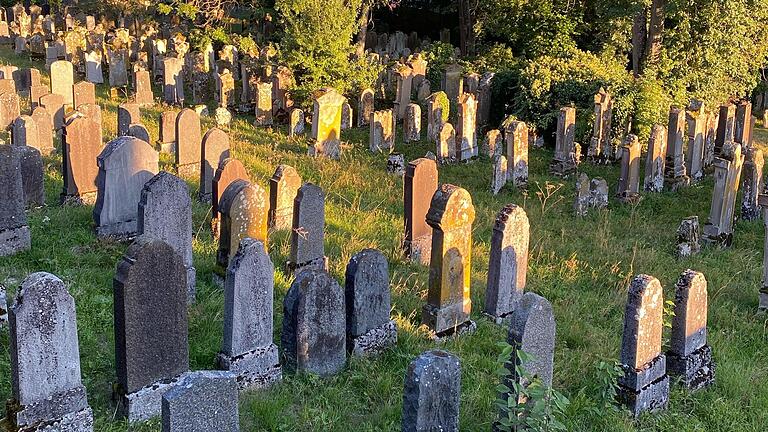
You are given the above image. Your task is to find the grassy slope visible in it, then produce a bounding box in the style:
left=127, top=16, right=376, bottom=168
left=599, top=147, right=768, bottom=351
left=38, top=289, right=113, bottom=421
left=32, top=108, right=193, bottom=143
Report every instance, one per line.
left=1, top=47, right=767, bottom=431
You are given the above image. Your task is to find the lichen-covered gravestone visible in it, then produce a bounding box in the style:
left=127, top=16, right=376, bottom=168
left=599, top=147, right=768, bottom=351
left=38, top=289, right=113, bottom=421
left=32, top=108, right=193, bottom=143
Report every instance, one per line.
left=703, top=144, right=744, bottom=247
left=309, top=88, right=345, bottom=159
left=507, top=292, right=556, bottom=387
left=61, top=116, right=102, bottom=205
left=574, top=173, right=590, bottom=217
left=456, top=92, right=477, bottom=161
left=491, top=155, right=507, bottom=195
left=16, top=145, right=45, bottom=208
left=618, top=275, right=669, bottom=417
left=0, top=145, right=30, bottom=256
left=217, top=238, right=282, bottom=389
left=175, top=108, right=201, bottom=177
left=113, top=236, right=189, bottom=422
left=667, top=270, right=715, bottom=390
left=216, top=180, right=268, bottom=280
left=281, top=269, right=346, bottom=375
left=643, top=125, right=667, bottom=192
left=212, top=158, right=250, bottom=231
left=402, top=350, right=460, bottom=432
left=161, top=371, right=239, bottom=432
left=345, top=249, right=397, bottom=355
left=422, top=184, right=476, bottom=337
left=740, top=147, right=763, bottom=221
left=505, top=120, right=528, bottom=188
left=289, top=183, right=327, bottom=271
left=483, top=129, right=502, bottom=157
left=404, top=158, right=438, bottom=265
left=199, top=128, right=231, bottom=202
left=93, top=136, right=159, bottom=239
left=370, top=109, right=395, bottom=153
left=268, top=164, right=301, bottom=230
left=676, top=216, right=700, bottom=258
left=403, top=103, right=421, bottom=143
left=138, top=172, right=196, bottom=303
left=5, top=272, right=94, bottom=431
left=485, top=204, right=529, bottom=322
left=0, top=92, right=20, bottom=130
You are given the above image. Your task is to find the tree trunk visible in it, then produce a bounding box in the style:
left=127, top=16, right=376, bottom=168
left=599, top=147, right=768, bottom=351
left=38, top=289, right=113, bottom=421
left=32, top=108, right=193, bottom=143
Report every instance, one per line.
left=631, top=7, right=648, bottom=77
left=643, top=0, right=666, bottom=70
left=458, top=0, right=476, bottom=57
left=354, top=2, right=372, bottom=59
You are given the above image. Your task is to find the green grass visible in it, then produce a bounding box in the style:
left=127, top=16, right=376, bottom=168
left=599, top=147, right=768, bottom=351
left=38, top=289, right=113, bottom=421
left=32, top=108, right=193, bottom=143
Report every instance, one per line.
left=2, top=46, right=768, bottom=431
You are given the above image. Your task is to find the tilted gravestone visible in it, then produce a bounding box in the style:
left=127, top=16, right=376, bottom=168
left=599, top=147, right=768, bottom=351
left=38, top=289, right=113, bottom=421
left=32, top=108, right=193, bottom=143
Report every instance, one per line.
left=199, top=128, right=230, bottom=202
left=5, top=272, right=94, bottom=431
left=268, top=164, right=302, bottom=231
left=212, top=158, right=250, bottom=236
left=117, top=103, right=141, bottom=136
left=491, top=155, right=507, bottom=195
left=506, top=292, right=556, bottom=387
left=93, top=136, right=159, bottom=238
left=61, top=115, right=101, bottom=205
left=175, top=108, right=201, bottom=177
left=0, top=92, right=20, bottom=130
left=161, top=371, right=239, bottom=432
left=281, top=269, right=346, bottom=375
left=643, top=125, right=667, bottom=192
left=485, top=204, right=529, bottom=322
left=667, top=270, right=715, bottom=390
left=138, top=171, right=196, bottom=303
left=215, top=180, right=268, bottom=280
left=402, top=350, right=460, bottom=432
left=113, top=236, right=189, bottom=422
left=403, top=158, right=438, bottom=265
left=217, top=238, right=282, bottom=390
left=288, top=183, right=327, bottom=272
left=0, top=145, right=30, bottom=256
left=345, top=249, right=397, bottom=355
left=15, top=146, right=45, bottom=208
left=618, top=274, right=669, bottom=417
left=703, top=144, right=744, bottom=247
left=422, top=184, right=476, bottom=337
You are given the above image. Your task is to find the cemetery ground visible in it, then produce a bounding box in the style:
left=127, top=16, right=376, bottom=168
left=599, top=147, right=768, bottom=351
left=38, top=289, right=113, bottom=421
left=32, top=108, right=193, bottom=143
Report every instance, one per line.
left=1, top=48, right=768, bottom=432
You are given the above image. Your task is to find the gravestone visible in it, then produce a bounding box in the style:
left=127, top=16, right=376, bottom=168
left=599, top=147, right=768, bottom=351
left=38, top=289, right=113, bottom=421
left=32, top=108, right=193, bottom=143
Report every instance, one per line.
left=402, top=350, right=460, bottom=432
left=618, top=275, right=669, bottom=417
left=117, top=103, right=141, bottom=136
left=703, top=144, right=744, bottom=247
left=163, top=57, right=185, bottom=105
left=50, top=60, right=74, bottom=106
left=217, top=70, right=236, bottom=108
left=11, top=115, right=39, bottom=150
left=485, top=204, right=529, bottom=322
left=5, top=272, right=94, bottom=431
left=358, top=88, right=374, bottom=127
left=760, top=194, right=768, bottom=310
left=505, top=120, right=528, bottom=188
left=0, top=92, right=20, bottom=130
left=616, top=135, right=641, bottom=203
left=491, top=155, right=507, bottom=195
left=456, top=93, right=477, bottom=161
left=477, top=72, right=494, bottom=126
left=73, top=81, right=96, bottom=109
left=550, top=107, right=579, bottom=176
left=667, top=270, right=715, bottom=390
left=404, top=158, right=438, bottom=265
left=442, top=63, right=463, bottom=106
left=370, top=109, right=395, bottom=152
left=740, top=147, right=763, bottom=221
left=30, top=84, right=49, bottom=109
left=288, top=108, right=304, bottom=136
left=643, top=125, right=667, bottom=192
left=587, top=88, right=614, bottom=163
left=427, top=92, right=448, bottom=142
left=93, top=136, right=159, bottom=238
left=84, top=50, right=103, bottom=83
left=394, top=65, right=413, bottom=119
left=138, top=172, right=196, bottom=303
left=16, top=146, right=44, bottom=208
left=159, top=111, right=177, bottom=153
left=211, top=158, right=250, bottom=235
left=113, top=236, right=189, bottom=422
left=686, top=100, right=706, bottom=182
left=254, top=82, right=273, bottom=126
left=61, top=116, right=101, bottom=204
left=403, top=103, right=421, bottom=142
left=422, top=184, right=476, bottom=337
left=216, top=180, right=269, bottom=279
left=108, top=48, right=130, bottom=89
left=268, top=165, right=302, bottom=230
left=175, top=108, right=202, bottom=177
left=574, top=173, right=591, bottom=217
left=200, top=128, right=231, bottom=202
left=506, top=292, right=556, bottom=391
left=127, top=124, right=151, bottom=143
left=387, top=154, right=406, bottom=176
left=133, top=69, right=154, bottom=105
left=664, top=107, right=690, bottom=190
left=341, top=102, right=353, bottom=130
left=676, top=216, right=701, bottom=258
left=161, top=371, right=239, bottom=432
left=436, top=122, right=456, bottom=163
left=715, top=104, right=735, bottom=158
left=217, top=238, right=281, bottom=389
left=39, top=92, right=64, bottom=130
left=289, top=183, right=327, bottom=271
left=309, top=88, right=345, bottom=159
left=483, top=129, right=502, bottom=157
left=345, top=249, right=397, bottom=355
left=734, top=100, right=752, bottom=145
left=281, top=269, right=346, bottom=375
left=0, top=145, right=30, bottom=256
left=704, top=111, right=718, bottom=167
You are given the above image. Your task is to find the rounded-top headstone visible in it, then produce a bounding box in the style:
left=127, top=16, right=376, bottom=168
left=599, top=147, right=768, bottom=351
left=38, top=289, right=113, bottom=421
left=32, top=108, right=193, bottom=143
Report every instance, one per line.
left=621, top=274, right=664, bottom=369
left=508, top=292, right=555, bottom=387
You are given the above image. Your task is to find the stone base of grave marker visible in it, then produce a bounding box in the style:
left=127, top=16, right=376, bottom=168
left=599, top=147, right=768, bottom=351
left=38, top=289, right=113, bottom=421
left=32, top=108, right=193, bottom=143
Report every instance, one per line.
left=759, top=290, right=768, bottom=311
left=404, top=236, right=431, bottom=266
left=427, top=320, right=477, bottom=342
left=666, top=344, right=714, bottom=391
left=548, top=158, right=579, bottom=178
left=117, top=372, right=191, bottom=423
left=617, top=191, right=642, bottom=204
left=95, top=219, right=137, bottom=240
left=176, top=163, right=199, bottom=179
left=285, top=256, right=329, bottom=275
left=216, top=343, right=282, bottom=391
left=702, top=225, right=732, bottom=248
left=4, top=385, right=94, bottom=432
left=350, top=320, right=397, bottom=356
left=0, top=225, right=31, bottom=257
left=664, top=175, right=691, bottom=192
left=60, top=192, right=98, bottom=206
left=618, top=354, right=669, bottom=417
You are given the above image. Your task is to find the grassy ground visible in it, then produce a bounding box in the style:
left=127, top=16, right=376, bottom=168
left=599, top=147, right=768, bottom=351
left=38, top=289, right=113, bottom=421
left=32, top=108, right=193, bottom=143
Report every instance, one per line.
left=1, top=46, right=768, bottom=431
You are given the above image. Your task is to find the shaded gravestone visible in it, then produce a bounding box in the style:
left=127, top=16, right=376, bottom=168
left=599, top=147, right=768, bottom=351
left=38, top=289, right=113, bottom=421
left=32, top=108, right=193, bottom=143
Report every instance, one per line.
left=402, top=350, right=460, bottom=432
left=30, top=84, right=49, bottom=110
left=15, top=146, right=44, bottom=208
left=550, top=107, right=579, bottom=176
left=282, top=269, right=346, bottom=375
left=50, top=60, right=74, bottom=107
left=0, top=92, right=20, bottom=130
left=73, top=81, right=96, bottom=109
left=643, top=125, right=667, bottom=192
left=616, top=134, right=641, bottom=203
left=288, top=108, right=304, bottom=136
left=505, top=120, right=528, bottom=188
left=84, top=50, right=103, bottom=83
left=159, top=111, right=178, bottom=153
left=309, top=88, right=345, bottom=159
left=212, top=158, right=250, bottom=235
left=587, top=88, right=614, bottom=163
left=175, top=108, right=201, bottom=177
left=114, top=236, right=189, bottom=422
left=138, top=172, right=196, bottom=303
left=422, top=184, right=476, bottom=337
left=506, top=292, right=556, bottom=390
left=676, top=216, right=701, bottom=258
left=704, top=111, right=718, bottom=167
left=0, top=145, right=30, bottom=256
left=667, top=270, right=715, bottom=390
left=199, top=128, right=230, bottom=202
left=370, top=109, right=395, bottom=152
left=93, top=136, right=159, bottom=238
left=133, top=69, right=154, bottom=105
left=665, top=107, right=690, bottom=190
left=589, top=178, right=608, bottom=209
left=491, top=155, right=507, bottom=195
left=686, top=100, right=705, bottom=182
left=404, top=158, right=438, bottom=265
left=118, top=103, right=141, bottom=136
left=127, top=124, right=151, bottom=143
left=574, top=173, right=591, bottom=217
left=442, top=63, right=463, bottom=105
left=76, top=103, right=102, bottom=131
left=11, top=115, right=39, bottom=150
left=456, top=93, right=477, bottom=161
left=703, top=144, right=744, bottom=247
left=485, top=204, right=529, bottom=322
left=740, top=147, right=763, bottom=221
left=345, top=249, right=397, bottom=356
left=163, top=57, right=184, bottom=105
left=476, top=72, right=494, bottom=126
left=427, top=92, right=448, bottom=142
left=5, top=272, right=94, bottom=431
left=216, top=180, right=268, bottom=279
left=618, top=274, right=669, bottom=417
left=760, top=195, right=768, bottom=311
left=61, top=116, right=101, bottom=204
left=289, top=183, right=327, bottom=271
left=436, top=122, right=456, bottom=163
left=403, top=103, right=421, bottom=143
left=254, top=81, right=273, bottom=126
left=161, top=371, right=239, bottom=432
left=483, top=129, right=502, bottom=157
left=39, top=92, right=64, bottom=130
left=217, top=238, right=281, bottom=389
left=734, top=100, right=752, bottom=145
left=358, top=88, right=374, bottom=127
left=394, top=65, right=413, bottom=119
left=715, top=104, right=735, bottom=158
left=268, top=164, right=301, bottom=231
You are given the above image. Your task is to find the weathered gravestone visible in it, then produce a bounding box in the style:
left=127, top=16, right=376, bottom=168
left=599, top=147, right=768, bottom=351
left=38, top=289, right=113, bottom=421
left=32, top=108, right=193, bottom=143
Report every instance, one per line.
left=113, top=236, right=189, bottom=422
left=133, top=69, right=154, bottom=105
left=643, top=125, right=667, bottom=192
left=550, top=107, right=579, bottom=176
left=175, top=108, right=202, bottom=177
left=127, top=124, right=151, bottom=143
left=289, top=183, right=327, bottom=271
left=212, top=158, right=250, bottom=235
left=442, top=63, right=463, bottom=107
left=254, top=81, right=273, bottom=127
left=50, top=60, right=74, bottom=107
left=403, top=103, right=421, bottom=143
left=427, top=92, right=449, bottom=142
left=199, top=128, right=231, bottom=202
left=422, top=184, right=476, bottom=337
left=0, top=92, right=20, bottom=130
left=616, top=134, right=641, bottom=203
left=281, top=269, right=346, bottom=375
left=703, top=144, right=744, bottom=247
left=387, top=153, right=406, bottom=176
left=117, top=103, right=141, bottom=136
left=402, top=350, right=460, bottom=432
left=485, top=204, right=529, bottom=322
left=394, top=65, right=413, bottom=119
left=483, top=129, right=502, bottom=157
left=11, top=116, right=39, bottom=150
left=345, top=249, right=397, bottom=355
left=4, top=272, right=94, bottom=431
left=686, top=100, right=706, bottom=182
left=159, top=111, right=177, bottom=153
left=215, top=180, right=269, bottom=280
left=618, top=274, right=669, bottom=417
left=760, top=194, right=768, bottom=310
left=370, top=109, right=395, bottom=153
left=217, top=238, right=282, bottom=389
left=587, top=88, right=614, bottom=163
left=15, top=146, right=44, bottom=208
left=667, top=270, right=715, bottom=390
left=76, top=103, right=102, bottom=131
left=715, top=104, right=735, bottom=158
left=31, top=108, right=54, bottom=156
left=288, top=108, right=304, bottom=136
left=676, top=216, right=701, bottom=258
left=268, top=164, right=301, bottom=231
left=61, top=116, right=101, bottom=204
left=505, top=120, right=528, bottom=188
left=39, top=93, right=64, bottom=130
left=436, top=122, right=457, bottom=163
left=93, top=136, right=159, bottom=238
left=456, top=92, right=477, bottom=161
left=163, top=57, right=184, bottom=105
left=574, top=173, right=591, bottom=217
left=358, top=88, right=374, bottom=127
left=404, top=158, right=438, bottom=265
left=161, top=371, right=239, bottom=432
left=138, top=172, right=196, bottom=303
left=740, top=147, right=763, bottom=221
left=72, top=81, right=95, bottom=109
left=309, top=88, right=345, bottom=159
left=734, top=100, right=752, bottom=145
left=491, top=155, right=507, bottom=195
left=665, top=107, right=690, bottom=190
left=0, top=145, right=30, bottom=256
left=84, top=50, right=103, bottom=84
left=30, top=84, right=49, bottom=110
